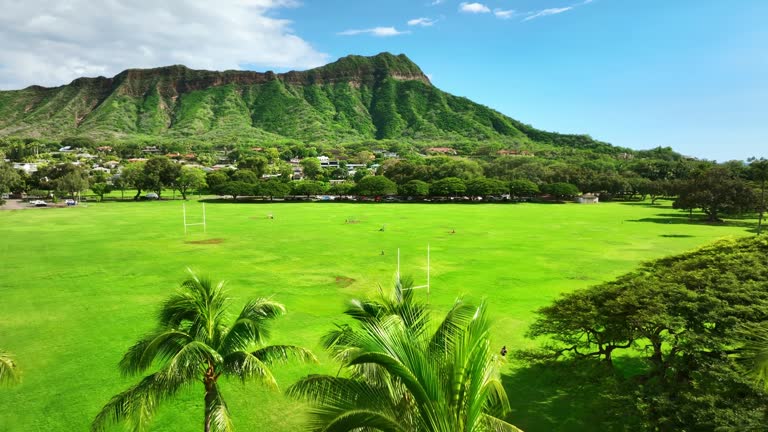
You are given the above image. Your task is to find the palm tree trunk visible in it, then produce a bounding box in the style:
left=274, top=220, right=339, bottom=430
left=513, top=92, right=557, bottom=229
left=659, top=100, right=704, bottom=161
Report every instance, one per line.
left=204, top=379, right=215, bottom=432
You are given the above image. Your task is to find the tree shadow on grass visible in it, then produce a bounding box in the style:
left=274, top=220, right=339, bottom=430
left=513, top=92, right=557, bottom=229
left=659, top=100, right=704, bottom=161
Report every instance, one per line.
left=618, top=202, right=666, bottom=207
left=503, top=358, right=645, bottom=432
left=627, top=211, right=758, bottom=233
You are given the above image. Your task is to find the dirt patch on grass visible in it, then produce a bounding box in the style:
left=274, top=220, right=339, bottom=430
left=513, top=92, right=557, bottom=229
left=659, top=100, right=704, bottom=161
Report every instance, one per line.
left=185, top=238, right=224, bottom=245
left=335, top=276, right=355, bottom=288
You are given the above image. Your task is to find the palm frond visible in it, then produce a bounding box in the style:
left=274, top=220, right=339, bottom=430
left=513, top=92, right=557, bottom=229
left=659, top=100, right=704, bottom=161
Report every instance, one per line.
left=221, top=350, right=279, bottom=389
left=119, top=330, right=191, bottom=376
left=320, top=409, right=405, bottom=432
left=251, top=345, right=318, bottom=366
left=739, top=326, right=768, bottom=388
left=91, top=369, right=189, bottom=432
left=288, top=375, right=404, bottom=432
left=218, top=298, right=286, bottom=354
left=429, top=298, right=476, bottom=356
left=480, top=414, right=525, bottom=432
left=0, top=350, right=20, bottom=386
left=164, top=341, right=222, bottom=380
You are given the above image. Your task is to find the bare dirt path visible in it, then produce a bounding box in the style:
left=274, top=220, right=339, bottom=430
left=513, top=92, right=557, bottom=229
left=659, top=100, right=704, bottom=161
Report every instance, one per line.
left=0, top=199, right=27, bottom=211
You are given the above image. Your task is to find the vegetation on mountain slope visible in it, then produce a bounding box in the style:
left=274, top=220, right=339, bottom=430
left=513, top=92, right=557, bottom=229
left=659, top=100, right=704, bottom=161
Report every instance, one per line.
left=0, top=53, right=615, bottom=153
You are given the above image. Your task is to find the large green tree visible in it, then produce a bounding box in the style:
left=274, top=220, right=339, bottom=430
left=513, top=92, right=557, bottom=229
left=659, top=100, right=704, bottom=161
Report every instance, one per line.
left=526, top=237, right=768, bottom=431
left=354, top=175, right=398, bottom=196
left=291, top=180, right=327, bottom=197
left=673, top=166, right=756, bottom=222
left=300, top=158, right=322, bottom=180
left=0, top=163, right=23, bottom=195
left=465, top=178, right=508, bottom=199
left=430, top=177, right=466, bottom=197
left=289, top=278, right=520, bottom=432
left=213, top=181, right=253, bottom=201
left=55, top=169, right=90, bottom=200
left=143, top=156, right=181, bottom=199
left=92, top=272, right=316, bottom=432
left=399, top=179, right=430, bottom=198
left=176, top=166, right=207, bottom=200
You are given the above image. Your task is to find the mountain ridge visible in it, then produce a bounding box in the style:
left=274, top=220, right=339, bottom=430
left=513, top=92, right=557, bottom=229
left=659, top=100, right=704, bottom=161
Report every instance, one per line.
left=0, top=52, right=613, bottom=153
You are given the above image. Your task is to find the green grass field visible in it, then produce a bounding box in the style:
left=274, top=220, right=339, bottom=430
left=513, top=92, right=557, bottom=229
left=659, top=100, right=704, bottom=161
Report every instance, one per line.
left=0, top=201, right=756, bottom=431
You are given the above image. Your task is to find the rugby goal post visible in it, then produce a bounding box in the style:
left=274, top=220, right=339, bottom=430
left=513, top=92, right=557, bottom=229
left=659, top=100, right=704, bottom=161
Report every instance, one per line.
left=183, top=202, right=206, bottom=234
left=397, top=244, right=431, bottom=303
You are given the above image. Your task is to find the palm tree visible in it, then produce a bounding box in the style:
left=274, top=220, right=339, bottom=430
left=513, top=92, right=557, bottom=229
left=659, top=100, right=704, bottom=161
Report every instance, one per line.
left=92, top=271, right=317, bottom=432
left=289, top=277, right=521, bottom=432
left=0, top=350, right=20, bottom=386
left=741, top=326, right=768, bottom=388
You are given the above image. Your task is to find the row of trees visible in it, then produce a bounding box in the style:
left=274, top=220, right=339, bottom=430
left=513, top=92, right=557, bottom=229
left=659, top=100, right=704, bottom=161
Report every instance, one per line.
left=90, top=272, right=520, bottom=432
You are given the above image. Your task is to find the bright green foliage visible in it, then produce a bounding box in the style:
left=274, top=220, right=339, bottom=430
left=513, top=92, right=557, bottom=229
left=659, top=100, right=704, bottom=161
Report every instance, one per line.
left=289, top=278, right=521, bottom=432
left=55, top=169, right=89, bottom=198
left=142, top=156, right=180, bottom=198
left=259, top=179, right=291, bottom=200
left=430, top=177, right=467, bottom=197
left=465, top=178, right=508, bottom=198
left=399, top=179, right=430, bottom=197
left=540, top=183, right=579, bottom=200
left=291, top=180, right=328, bottom=197
left=91, top=272, right=316, bottom=432
left=300, top=158, right=322, bottom=180
left=0, top=163, right=22, bottom=193
left=213, top=181, right=254, bottom=200
left=90, top=183, right=113, bottom=201
left=353, top=175, right=398, bottom=196
left=508, top=179, right=539, bottom=197
left=674, top=165, right=756, bottom=221
left=232, top=170, right=260, bottom=184
left=205, top=171, right=229, bottom=191
left=176, top=166, right=207, bottom=200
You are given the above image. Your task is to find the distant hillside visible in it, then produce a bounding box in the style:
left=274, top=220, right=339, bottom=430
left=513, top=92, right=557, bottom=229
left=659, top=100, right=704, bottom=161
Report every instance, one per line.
left=0, top=52, right=614, bottom=152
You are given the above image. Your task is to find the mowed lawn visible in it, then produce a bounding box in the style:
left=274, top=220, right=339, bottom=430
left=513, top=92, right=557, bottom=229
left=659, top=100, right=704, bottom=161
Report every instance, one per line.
left=0, top=201, right=755, bottom=431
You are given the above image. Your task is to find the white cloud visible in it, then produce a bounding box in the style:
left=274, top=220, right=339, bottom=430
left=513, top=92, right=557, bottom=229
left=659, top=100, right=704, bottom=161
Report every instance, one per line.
left=493, top=9, right=517, bottom=19
left=0, top=0, right=328, bottom=90
left=338, top=27, right=409, bottom=37
left=408, top=17, right=437, bottom=26
left=524, top=7, right=574, bottom=21
left=430, top=0, right=445, bottom=5
left=459, top=2, right=491, bottom=13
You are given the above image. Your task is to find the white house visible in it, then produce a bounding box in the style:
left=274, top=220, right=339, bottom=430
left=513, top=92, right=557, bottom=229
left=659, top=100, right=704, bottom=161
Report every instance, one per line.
left=12, top=163, right=39, bottom=174
left=576, top=194, right=599, bottom=204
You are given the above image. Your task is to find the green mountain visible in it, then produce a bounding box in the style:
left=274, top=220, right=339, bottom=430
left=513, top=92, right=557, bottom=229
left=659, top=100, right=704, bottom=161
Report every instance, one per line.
left=0, top=52, right=608, bottom=150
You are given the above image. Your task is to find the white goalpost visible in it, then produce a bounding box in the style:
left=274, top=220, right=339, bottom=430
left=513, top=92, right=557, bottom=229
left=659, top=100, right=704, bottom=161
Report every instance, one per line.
left=396, top=244, right=431, bottom=303
left=182, top=202, right=206, bottom=234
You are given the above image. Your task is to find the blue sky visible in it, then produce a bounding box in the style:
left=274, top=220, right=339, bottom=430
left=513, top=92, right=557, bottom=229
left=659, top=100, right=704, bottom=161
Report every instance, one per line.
left=285, top=0, right=767, bottom=161
left=2, top=0, right=766, bottom=161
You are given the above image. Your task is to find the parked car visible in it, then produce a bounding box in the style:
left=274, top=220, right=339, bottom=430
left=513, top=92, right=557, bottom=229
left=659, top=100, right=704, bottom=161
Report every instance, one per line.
left=65, top=199, right=77, bottom=206
left=144, top=193, right=159, bottom=200
left=30, top=200, right=47, bottom=207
